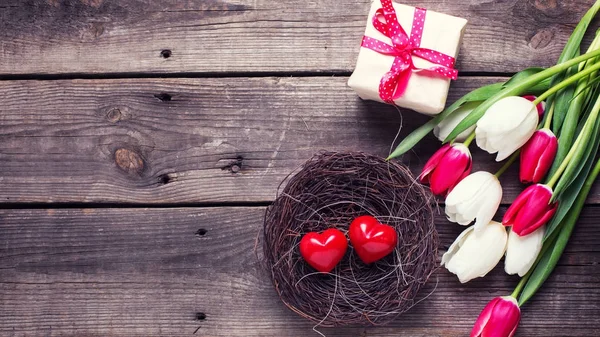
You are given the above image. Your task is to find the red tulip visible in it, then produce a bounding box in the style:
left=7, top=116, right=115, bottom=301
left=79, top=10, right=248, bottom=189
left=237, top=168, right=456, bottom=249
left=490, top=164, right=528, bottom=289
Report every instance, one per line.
left=470, top=296, right=520, bottom=337
left=419, top=143, right=472, bottom=196
left=523, top=95, right=546, bottom=118
left=502, top=184, right=558, bottom=236
left=520, top=128, right=558, bottom=184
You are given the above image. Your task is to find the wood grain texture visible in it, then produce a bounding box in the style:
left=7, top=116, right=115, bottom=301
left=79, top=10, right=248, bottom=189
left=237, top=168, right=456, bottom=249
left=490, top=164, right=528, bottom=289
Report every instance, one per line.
left=4, top=75, right=597, bottom=205
left=1, top=207, right=599, bottom=336
left=0, top=0, right=597, bottom=75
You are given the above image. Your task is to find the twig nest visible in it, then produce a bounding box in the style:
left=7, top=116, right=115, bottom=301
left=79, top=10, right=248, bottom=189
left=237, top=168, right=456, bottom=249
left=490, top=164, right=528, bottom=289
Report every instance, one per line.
left=263, top=151, right=438, bottom=326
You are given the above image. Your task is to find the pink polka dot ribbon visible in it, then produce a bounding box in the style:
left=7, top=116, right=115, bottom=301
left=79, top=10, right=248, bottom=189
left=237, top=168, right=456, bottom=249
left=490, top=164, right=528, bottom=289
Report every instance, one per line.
left=361, top=0, right=459, bottom=104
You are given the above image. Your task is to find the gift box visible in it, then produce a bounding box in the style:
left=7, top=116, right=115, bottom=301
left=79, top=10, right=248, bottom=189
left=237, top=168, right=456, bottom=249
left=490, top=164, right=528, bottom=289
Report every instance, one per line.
left=348, top=0, right=467, bottom=115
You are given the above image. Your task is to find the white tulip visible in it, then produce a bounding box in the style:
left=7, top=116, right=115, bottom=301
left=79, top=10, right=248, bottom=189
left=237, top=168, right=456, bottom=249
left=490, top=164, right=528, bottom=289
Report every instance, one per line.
left=505, top=226, right=545, bottom=277
left=476, top=96, right=539, bottom=161
left=433, top=101, right=479, bottom=142
left=445, top=171, right=502, bottom=231
left=442, top=221, right=508, bottom=283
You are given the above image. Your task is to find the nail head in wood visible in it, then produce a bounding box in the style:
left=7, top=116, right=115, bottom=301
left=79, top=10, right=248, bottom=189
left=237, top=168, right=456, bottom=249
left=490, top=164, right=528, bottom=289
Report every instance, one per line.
left=154, top=93, right=172, bottom=101
left=158, top=173, right=171, bottom=185
left=160, top=49, right=172, bottom=58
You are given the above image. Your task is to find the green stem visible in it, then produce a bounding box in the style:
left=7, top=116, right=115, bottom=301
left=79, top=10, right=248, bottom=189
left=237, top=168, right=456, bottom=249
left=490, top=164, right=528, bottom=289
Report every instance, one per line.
left=494, top=151, right=520, bottom=178
left=546, top=134, right=584, bottom=188
left=546, top=93, right=600, bottom=190
left=511, top=272, right=531, bottom=299
left=462, top=131, right=476, bottom=147
left=543, top=103, right=555, bottom=129
left=578, top=29, right=600, bottom=73
left=533, top=60, right=600, bottom=105
left=586, top=156, right=600, bottom=191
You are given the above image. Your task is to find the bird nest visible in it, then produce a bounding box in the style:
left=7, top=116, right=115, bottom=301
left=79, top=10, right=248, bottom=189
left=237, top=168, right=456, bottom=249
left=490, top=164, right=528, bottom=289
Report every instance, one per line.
left=262, top=151, right=438, bottom=326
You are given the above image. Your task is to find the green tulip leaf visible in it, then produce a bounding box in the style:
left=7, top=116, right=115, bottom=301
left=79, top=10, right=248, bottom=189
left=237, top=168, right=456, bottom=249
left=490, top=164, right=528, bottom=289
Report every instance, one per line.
left=553, top=98, right=600, bottom=197
left=548, top=81, right=594, bottom=178
left=551, top=64, right=579, bottom=133
left=502, top=68, right=546, bottom=88
left=551, top=31, right=600, bottom=161
left=520, top=157, right=600, bottom=306
left=580, top=75, right=600, bottom=113
left=546, top=0, right=600, bottom=123
left=568, top=73, right=600, bottom=103
left=518, top=234, right=557, bottom=306
left=544, top=108, right=599, bottom=240
left=544, top=149, right=596, bottom=241
left=527, top=76, right=552, bottom=95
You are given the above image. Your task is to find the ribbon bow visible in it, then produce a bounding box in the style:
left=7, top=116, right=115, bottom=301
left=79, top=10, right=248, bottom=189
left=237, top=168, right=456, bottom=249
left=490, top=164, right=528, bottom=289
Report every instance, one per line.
left=361, top=0, right=458, bottom=103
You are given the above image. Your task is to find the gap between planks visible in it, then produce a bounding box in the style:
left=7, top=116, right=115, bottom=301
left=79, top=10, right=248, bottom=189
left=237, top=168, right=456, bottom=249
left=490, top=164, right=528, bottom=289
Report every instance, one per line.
left=3, top=202, right=600, bottom=210
left=0, top=71, right=517, bottom=82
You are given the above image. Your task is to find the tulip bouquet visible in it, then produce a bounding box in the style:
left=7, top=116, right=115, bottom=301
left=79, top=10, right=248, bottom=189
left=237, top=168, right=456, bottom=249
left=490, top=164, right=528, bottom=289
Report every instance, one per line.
left=388, top=1, right=600, bottom=335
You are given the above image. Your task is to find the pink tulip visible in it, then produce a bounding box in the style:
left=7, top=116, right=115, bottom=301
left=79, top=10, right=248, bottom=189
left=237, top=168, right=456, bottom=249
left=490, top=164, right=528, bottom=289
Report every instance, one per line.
left=520, top=128, right=558, bottom=184
left=503, top=184, right=558, bottom=236
left=523, top=95, right=546, bottom=118
left=419, top=143, right=472, bottom=196
left=471, top=296, right=521, bottom=337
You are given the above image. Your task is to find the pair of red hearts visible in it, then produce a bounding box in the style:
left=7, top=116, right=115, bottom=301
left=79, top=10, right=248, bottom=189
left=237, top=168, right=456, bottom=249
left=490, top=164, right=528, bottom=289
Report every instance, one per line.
left=299, top=215, right=398, bottom=273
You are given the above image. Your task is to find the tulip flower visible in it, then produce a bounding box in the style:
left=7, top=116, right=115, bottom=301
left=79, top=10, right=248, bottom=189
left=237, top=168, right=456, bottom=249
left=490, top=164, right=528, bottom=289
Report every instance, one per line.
left=445, top=171, right=502, bottom=231
left=503, top=184, right=558, bottom=236
left=476, top=96, right=539, bottom=161
left=505, top=226, right=544, bottom=277
left=442, top=221, right=508, bottom=283
left=470, top=296, right=520, bottom=337
left=433, top=101, right=478, bottom=142
left=520, top=128, right=558, bottom=184
left=522, top=95, right=546, bottom=118
left=418, top=143, right=472, bottom=196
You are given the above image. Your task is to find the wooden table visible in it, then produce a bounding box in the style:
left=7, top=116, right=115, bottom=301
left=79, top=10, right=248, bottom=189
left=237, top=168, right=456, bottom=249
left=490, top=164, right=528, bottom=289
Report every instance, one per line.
left=1, top=0, right=599, bottom=336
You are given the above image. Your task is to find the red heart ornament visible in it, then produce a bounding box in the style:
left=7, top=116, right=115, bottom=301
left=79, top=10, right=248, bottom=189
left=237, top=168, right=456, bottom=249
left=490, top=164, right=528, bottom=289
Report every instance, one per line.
left=299, top=228, right=348, bottom=273
left=349, top=215, right=398, bottom=264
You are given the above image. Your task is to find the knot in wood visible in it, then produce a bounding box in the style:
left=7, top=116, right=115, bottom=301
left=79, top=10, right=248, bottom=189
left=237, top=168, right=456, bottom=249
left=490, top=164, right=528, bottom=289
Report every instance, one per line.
left=534, top=0, right=557, bottom=11
left=115, top=148, right=144, bottom=174
left=529, top=28, right=554, bottom=50
left=106, top=108, right=122, bottom=123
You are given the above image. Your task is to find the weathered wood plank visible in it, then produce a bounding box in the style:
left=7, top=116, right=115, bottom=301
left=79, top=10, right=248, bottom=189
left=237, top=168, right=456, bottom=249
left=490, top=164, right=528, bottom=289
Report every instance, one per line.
left=0, top=0, right=597, bottom=74
left=1, top=207, right=598, bottom=336
left=3, top=76, right=598, bottom=205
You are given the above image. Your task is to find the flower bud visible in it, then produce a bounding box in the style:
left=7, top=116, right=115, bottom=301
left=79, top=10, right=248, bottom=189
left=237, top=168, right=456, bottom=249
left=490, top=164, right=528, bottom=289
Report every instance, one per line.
left=505, top=226, right=544, bottom=276
left=476, top=96, right=539, bottom=161
left=419, top=143, right=472, bottom=196
left=502, top=184, right=558, bottom=236
left=520, top=128, right=558, bottom=184
left=471, top=296, right=520, bottom=337
left=433, top=101, right=478, bottom=142
left=442, top=221, right=507, bottom=283
left=445, top=171, right=502, bottom=231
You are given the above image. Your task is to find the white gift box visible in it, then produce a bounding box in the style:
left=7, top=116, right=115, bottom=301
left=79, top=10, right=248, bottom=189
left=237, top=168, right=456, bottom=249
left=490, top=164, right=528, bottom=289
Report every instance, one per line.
left=348, top=1, right=467, bottom=115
